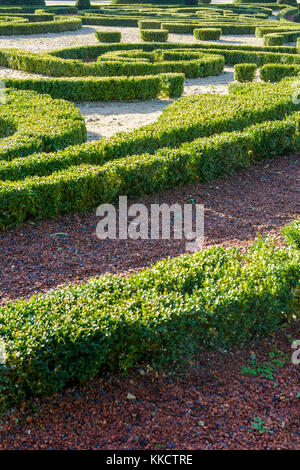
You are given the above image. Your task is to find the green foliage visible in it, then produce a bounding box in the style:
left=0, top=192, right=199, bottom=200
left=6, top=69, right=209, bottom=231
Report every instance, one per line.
left=1, top=0, right=45, bottom=4
left=241, top=348, right=288, bottom=380
left=75, top=0, right=91, bottom=10
left=0, top=117, right=297, bottom=227
left=263, top=29, right=300, bottom=46
left=0, top=237, right=299, bottom=410
left=0, top=47, right=224, bottom=79
left=0, top=88, right=86, bottom=161
left=261, top=63, right=300, bottom=81
left=282, top=219, right=300, bottom=249
left=194, top=27, right=222, bottom=40
left=95, top=30, right=122, bottom=43
left=1, top=78, right=300, bottom=228
left=0, top=17, right=82, bottom=35
left=140, top=29, right=169, bottom=42
left=277, top=0, right=297, bottom=6
left=234, top=63, right=257, bottom=81
left=3, top=73, right=184, bottom=102
left=249, top=417, right=272, bottom=434
left=138, top=20, right=161, bottom=30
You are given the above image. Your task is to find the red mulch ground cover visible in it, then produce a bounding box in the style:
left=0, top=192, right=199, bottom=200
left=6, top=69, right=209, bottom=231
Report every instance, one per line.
left=0, top=154, right=299, bottom=303
left=0, top=324, right=299, bottom=450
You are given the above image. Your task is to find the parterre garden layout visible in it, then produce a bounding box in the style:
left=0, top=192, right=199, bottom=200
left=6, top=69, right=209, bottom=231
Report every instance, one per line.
left=0, top=0, right=299, bottom=450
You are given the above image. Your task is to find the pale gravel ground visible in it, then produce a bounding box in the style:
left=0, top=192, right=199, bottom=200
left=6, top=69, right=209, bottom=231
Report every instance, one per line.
left=77, top=66, right=234, bottom=140
left=0, top=26, right=264, bottom=53
left=0, top=25, right=263, bottom=140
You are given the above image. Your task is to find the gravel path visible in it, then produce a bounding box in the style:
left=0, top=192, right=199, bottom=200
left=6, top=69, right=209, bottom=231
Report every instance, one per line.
left=0, top=323, right=298, bottom=450
left=0, top=154, right=298, bottom=303
left=0, top=26, right=263, bottom=53
left=77, top=67, right=234, bottom=140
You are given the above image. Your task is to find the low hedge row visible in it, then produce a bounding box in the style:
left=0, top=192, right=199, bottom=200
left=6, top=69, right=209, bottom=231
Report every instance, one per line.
left=282, top=219, right=300, bottom=250
left=234, top=63, right=258, bottom=81
left=0, top=16, right=82, bottom=35
left=0, top=48, right=224, bottom=79
left=161, top=21, right=268, bottom=35
left=3, top=73, right=185, bottom=102
left=0, top=229, right=299, bottom=409
left=0, top=114, right=298, bottom=227
left=0, top=88, right=86, bottom=162
left=4, top=41, right=294, bottom=78
left=138, top=20, right=161, bottom=29
left=255, top=26, right=300, bottom=38
left=79, top=15, right=139, bottom=27
left=50, top=42, right=299, bottom=59
left=260, top=63, right=300, bottom=81
left=140, top=29, right=169, bottom=42
left=36, top=6, right=78, bottom=15
left=45, top=43, right=300, bottom=73
left=95, top=30, right=122, bottom=43
left=263, top=29, right=300, bottom=46
left=0, top=12, right=54, bottom=22
left=194, top=28, right=222, bottom=40
left=0, top=78, right=298, bottom=185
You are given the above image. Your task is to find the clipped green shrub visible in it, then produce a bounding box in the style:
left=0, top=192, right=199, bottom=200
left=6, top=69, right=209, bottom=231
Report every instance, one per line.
left=0, top=88, right=86, bottom=162
left=263, top=29, right=300, bottom=46
left=234, top=63, right=257, bottom=81
left=0, top=116, right=298, bottom=227
left=0, top=17, right=82, bottom=35
left=95, top=30, right=122, bottom=43
left=75, top=0, right=91, bottom=9
left=4, top=73, right=184, bottom=102
left=194, top=28, right=222, bottom=40
left=1, top=0, right=45, bottom=4
left=140, top=29, right=169, bottom=42
left=261, top=63, right=300, bottom=81
left=0, top=47, right=224, bottom=79
left=277, top=0, right=297, bottom=6
left=138, top=20, right=161, bottom=30
left=282, top=219, right=300, bottom=249
left=0, top=236, right=298, bottom=410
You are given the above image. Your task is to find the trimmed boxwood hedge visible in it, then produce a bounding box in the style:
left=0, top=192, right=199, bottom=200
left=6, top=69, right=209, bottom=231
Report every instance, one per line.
left=234, top=63, right=257, bottom=81
left=282, top=219, right=300, bottom=250
left=95, top=30, right=122, bottom=43
left=194, top=28, right=222, bottom=40
left=0, top=235, right=299, bottom=410
left=140, top=29, right=169, bottom=42
left=261, top=63, right=300, bottom=81
left=0, top=47, right=224, bottom=79
left=0, top=114, right=298, bottom=227
left=138, top=20, right=161, bottom=29
left=263, top=29, right=300, bottom=46
left=0, top=88, right=86, bottom=162
left=3, top=43, right=300, bottom=82
left=3, top=73, right=185, bottom=102
left=0, top=16, right=82, bottom=35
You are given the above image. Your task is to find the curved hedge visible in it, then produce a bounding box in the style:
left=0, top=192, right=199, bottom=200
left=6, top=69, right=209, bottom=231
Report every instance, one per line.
left=3, top=73, right=185, bottom=101
left=0, top=16, right=82, bottom=35
left=260, top=63, right=300, bottom=81
left=0, top=89, right=86, bottom=161
left=194, top=27, right=222, bottom=40
left=140, top=29, right=169, bottom=42
left=0, top=235, right=299, bottom=410
left=0, top=47, right=225, bottom=79
left=0, top=78, right=300, bottom=227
